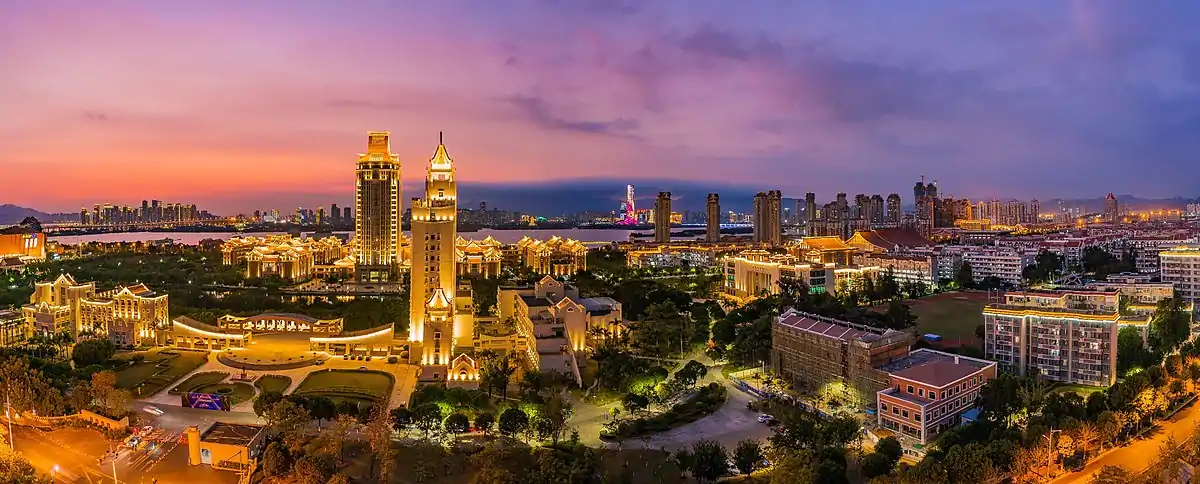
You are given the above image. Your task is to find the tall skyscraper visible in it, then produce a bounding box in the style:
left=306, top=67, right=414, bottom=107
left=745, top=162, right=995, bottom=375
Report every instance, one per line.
left=1105, top=193, right=1119, bottom=222
left=887, top=194, right=901, bottom=224
left=753, top=190, right=783, bottom=246
left=706, top=193, right=720, bottom=242
left=331, top=204, right=341, bottom=224
left=654, top=192, right=671, bottom=243
left=354, top=131, right=403, bottom=282
left=410, top=134, right=464, bottom=366
left=342, top=206, right=352, bottom=222
left=1030, top=199, right=1040, bottom=222
left=805, top=192, right=817, bottom=223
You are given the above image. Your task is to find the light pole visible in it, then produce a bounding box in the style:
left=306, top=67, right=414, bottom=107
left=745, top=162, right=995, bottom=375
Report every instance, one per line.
left=51, top=464, right=59, bottom=482
left=1044, top=429, right=1062, bottom=477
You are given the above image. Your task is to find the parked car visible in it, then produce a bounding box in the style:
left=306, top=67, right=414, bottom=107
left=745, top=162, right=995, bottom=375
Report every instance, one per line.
left=756, top=414, right=775, bottom=423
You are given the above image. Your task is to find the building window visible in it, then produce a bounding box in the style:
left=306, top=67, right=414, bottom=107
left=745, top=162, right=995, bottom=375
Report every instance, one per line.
left=892, top=407, right=899, bottom=415
left=907, top=385, right=914, bottom=394
left=902, top=410, right=909, bottom=418
left=930, top=391, right=937, bottom=400
left=918, top=389, right=925, bottom=397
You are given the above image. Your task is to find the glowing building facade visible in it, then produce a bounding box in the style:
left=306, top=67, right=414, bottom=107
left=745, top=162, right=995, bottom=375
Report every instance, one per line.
left=410, top=134, right=473, bottom=369
left=654, top=192, right=672, bottom=243
left=222, top=235, right=349, bottom=281
left=355, top=131, right=403, bottom=282
left=22, top=274, right=168, bottom=346
left=515, top=236, right=588, bottom=276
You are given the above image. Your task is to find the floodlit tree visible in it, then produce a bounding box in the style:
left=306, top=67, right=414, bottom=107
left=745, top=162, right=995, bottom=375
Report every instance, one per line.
left=261, top=441, right=292, bottom=478
left=413, top=402, right=443, bottom=439
left=1090, top=465, right=1135, bottom=484
left=365, top=405, right=396, bottom=481
left=0, top=448, right=52, bottom=483
left=498, top=407, right=530, bottom=439
left=676, top=360, right=709, bottom=387
left=445, top=412, right=471, bottom=437
left=263, top=399, right=311, bottom=452
left=325, top=414, right=357, bottom=465
left=622, top=392, right=649, bottom=414
left=474, top=412, right=495, bottom=435
left=389, top=406, right=413, bottom=434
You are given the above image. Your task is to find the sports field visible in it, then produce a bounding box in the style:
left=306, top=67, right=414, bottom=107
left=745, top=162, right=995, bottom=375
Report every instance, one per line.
left=292, top=369, right=394, bottom=406
left=906, top=291, right=989, bottom=348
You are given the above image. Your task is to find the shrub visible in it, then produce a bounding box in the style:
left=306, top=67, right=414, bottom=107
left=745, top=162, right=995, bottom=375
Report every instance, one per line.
left=602, top=383, right=727, bottom=439
left=388, top=356, right=398, bottom=364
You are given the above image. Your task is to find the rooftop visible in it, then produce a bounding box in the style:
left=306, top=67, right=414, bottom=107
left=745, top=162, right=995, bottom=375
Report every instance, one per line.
left=774, top=309, right=900, bottom=343
left=201, top=422, right=265, bottom=446
left=880, top=349, right=993, bottom=388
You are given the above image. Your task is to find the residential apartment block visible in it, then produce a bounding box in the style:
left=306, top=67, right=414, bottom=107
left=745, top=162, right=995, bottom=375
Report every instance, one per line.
left=960, top=247, right=1038, bottom=286
left=0, top=309, right=27, bottom=347
left=983, top=290, right=1122, bottom=386
left=770, top=309, right=913, bottom=407
left=1161, top=245, right=1200, bottom=303
left=877, top=349, right=997, bottom=458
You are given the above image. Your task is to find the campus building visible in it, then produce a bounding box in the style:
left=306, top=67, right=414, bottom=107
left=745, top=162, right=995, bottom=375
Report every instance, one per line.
left=496, top=276, right=626, bottom=385
left=0, top=217, right=47, bottom=267
left=221, top=235, right=351, bottom=281
left=456, top=236, right=503, bottom=277
left=355, top=131, right=404, bottom=282
left=724, top=250, right=839, bottom=298
left=21, top=274, right=169, bottom=346
left=983, top=290, right=1125, bottom=386
left=770, top=309, right=913, bottom=407
left=876, top=349, right=997, bottom=458
left=0, top=310, right=27, bottom=347
left=164, top=313, right=400, bottom=357
left=514, top=236, right=589, bottom=276
left=860, top=253, right=937, bottom=288
left=788, top=237, right=855, bottom=266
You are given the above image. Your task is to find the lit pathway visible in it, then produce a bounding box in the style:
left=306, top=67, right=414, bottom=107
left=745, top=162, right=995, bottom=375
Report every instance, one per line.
left=1050, top=401, right=1200, bottom=483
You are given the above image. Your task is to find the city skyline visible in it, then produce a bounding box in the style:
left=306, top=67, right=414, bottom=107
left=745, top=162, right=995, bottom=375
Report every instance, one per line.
left=4, top=2, right=1200, bottom=213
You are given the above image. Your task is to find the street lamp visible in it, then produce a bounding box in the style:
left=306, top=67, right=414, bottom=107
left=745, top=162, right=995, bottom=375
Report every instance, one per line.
left=51, top=464, right=59, bottom=481
left=1044, top=429, right=1062, bottom=477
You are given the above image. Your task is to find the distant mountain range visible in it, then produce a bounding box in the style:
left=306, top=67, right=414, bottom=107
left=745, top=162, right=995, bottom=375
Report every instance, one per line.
left=0, top=204, right=76, bottom=225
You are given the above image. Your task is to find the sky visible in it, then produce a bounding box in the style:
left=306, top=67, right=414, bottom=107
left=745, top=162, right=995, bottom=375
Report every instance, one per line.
left=2, top=1, right=1199, bottom=215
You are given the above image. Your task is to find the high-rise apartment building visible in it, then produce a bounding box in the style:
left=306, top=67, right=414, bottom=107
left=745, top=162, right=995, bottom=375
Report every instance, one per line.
left=706, top=193, right=720, bottom=242
left=886, top=194, right=901, bottom=224
left=342, top=206, right=352, bottom=222
left=409, top=135, right=470, bottom=366
left=331, top=204, right=340, bottom=224
left=654, top=192, right=671, bottom=243
left=354, top=131, right=403, bottom=282
left=805, top=192, right=817, bottom=224
left=753, top=190, right=783, bottom=246
left=1105, top=193, right=1119, bottom=222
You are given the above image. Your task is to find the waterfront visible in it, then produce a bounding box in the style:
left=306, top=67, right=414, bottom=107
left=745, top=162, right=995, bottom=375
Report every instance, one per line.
left=48, top=228, right=706, bottom=246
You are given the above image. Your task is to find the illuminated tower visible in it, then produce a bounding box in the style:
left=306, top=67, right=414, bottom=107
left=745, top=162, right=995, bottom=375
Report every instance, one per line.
left=706, top=193, right=720, bottom=242
left=410, top=133, right=464, bottom=365
left=654, top=192, right=671, bottom=243
left=355, top=131, right=403, bottom=282
left=627, top=184, right=636, bottom=215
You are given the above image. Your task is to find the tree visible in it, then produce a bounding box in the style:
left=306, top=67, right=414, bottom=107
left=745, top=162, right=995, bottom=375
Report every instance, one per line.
left=676, top=360, right=709, bottom=388
left=1074, top=422, right=1099, bottom=459
left=335, top=399, right=359, bottom=416
left=1116, top=326, right=1152, bottom=374
left=260, top=441, right=292, bottom=478
left=883, top=300, right=916, bottom=330
left=413, top=402, right=443, bottom=439
left=861, top=452, right=893, bottom=479
left=1150, top=296, right=1191, bottom=353
left=732, top=439, right=764, bottom=478
left=875, top=436, right=902, bottom=467
left=325, top=414, right=356, bottom=465
left=941, top=443, right=996, bottom=483
left=445, top=412, right=471, bottom=437
left=475, top=412, right=495, bottom=435
left=0, top=449, right=52, bottom=484
left=389, top=406, right=413, bottom=433
left=769, top=451, right=819, bottom=484
left=70, top=339, right=115, bottom=367
left=253, top=390, right=283, bottom=417
left=622, top=392, right=649, bottom=414
left=365, top=405, right=396, bottom=481
left=688, top=439, right=729, bottom=483
left=479, top=351, right=517, bottom=399
left=1090, top=465, right=1135, bottom=484
left=88, top=370, right=130, bottom=417
left=307, top=396, right=337, bottom=428
left=498, top=407, right=530, bottom=439
left=293, top=452, right=335, bottom=484
left=629, top=301, right=693, bottom=358
left=955, top=261, right=974, bottom=288
left=263, top=400, right=311, bottom=452
left=1097, top=411, right=1122, bottom=450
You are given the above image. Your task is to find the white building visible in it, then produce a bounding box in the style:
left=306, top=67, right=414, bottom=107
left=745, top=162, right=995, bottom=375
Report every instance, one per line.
left=1161, top=245, right=1200, bottom=303
left=960, top=247, right=1037, bottom=287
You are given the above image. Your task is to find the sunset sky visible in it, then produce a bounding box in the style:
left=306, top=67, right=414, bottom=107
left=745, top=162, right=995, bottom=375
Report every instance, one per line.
left=2, top=1, right=1199, bottom=214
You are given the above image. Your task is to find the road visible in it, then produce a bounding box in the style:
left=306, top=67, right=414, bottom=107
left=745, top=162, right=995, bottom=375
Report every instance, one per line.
left=1050, top=400, right=1200, bottom=483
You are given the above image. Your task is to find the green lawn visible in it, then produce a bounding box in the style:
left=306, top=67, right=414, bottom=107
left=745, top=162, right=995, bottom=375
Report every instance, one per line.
left=1051, top=384, right=1106, bottom=396
left=292, top=369, right=394, bottom=405
left=170, top=371, right=230, bottom=394
left=254, top=375, right=293, bottom=395
left=114, top=350, right=210, bottom=397
left=907, top=292, right=989, bottom=346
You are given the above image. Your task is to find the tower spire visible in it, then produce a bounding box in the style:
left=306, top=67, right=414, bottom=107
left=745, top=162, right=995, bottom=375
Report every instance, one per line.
left=439, top=131, right=443, bottom=145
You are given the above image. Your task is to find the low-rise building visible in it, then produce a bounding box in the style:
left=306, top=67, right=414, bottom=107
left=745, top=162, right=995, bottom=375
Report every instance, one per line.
left=770, top=309, right=913, bottom=407
left=21, top=273, right=168, bottom=346
left=221, top=235, right=348, bottom=281
left=877, top=349, right=997, bottom=458
left=496, top=276, right=625, bottom=385
left=456, top=236, right=503, bottom=277
left=186, top=422, right=267, bottom=472
left=860, top=253, right=937, bottom=288
left=724, top=250, right=839, bottom=298
left=0, top=309, right=28, bottom=347
left=789, top=237, right=856, bottom=265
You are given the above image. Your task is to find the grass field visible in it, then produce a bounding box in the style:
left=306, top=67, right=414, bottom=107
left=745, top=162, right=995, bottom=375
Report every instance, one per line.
left=292, top=369, right=394, bottom=405
left=254, top=375, right=293, bottom=395
left=907, top=291, right=989, bottom=348
left=171, top=371, right=231, bottom=394
left=1051, top=384, right=1106, bottom=396
left=114, top=349, right=210, bottom=397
